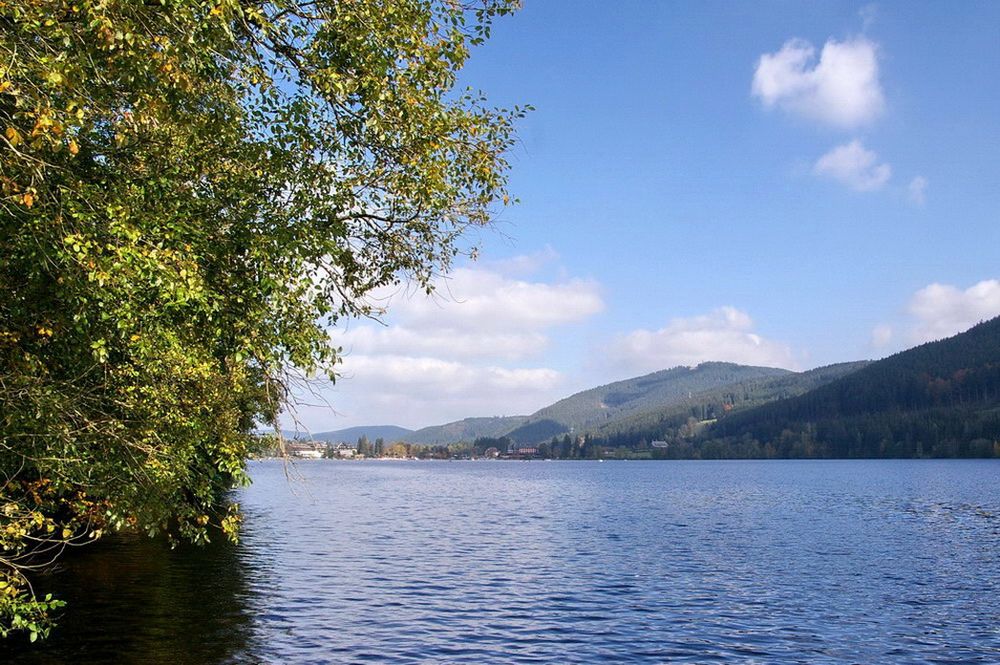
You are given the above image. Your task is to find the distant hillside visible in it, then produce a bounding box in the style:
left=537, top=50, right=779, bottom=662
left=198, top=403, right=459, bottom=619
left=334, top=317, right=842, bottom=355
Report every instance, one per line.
left=318, top=364, right=796, bottom=446
left=407, top=416, right=528, bottom=444
left=312, top=425, right=414, bottom=443
left=695, top=316, right=1000, bottom=458
left=311, top=319, right=1000, bottom=459
left=505, top=362, right=793, bottom=444
left=591, top=361, right=869, bottom=442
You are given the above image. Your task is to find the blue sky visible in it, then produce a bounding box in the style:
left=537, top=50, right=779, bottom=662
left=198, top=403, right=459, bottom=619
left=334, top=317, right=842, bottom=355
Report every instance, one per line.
left=292, top=1, right=1000, bottom=432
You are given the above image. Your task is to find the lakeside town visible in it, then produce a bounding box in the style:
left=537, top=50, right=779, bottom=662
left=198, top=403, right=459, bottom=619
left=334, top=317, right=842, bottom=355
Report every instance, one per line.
left=283, top=438, right=542, bottom=461
left=277, top=436, right=672, bottom=461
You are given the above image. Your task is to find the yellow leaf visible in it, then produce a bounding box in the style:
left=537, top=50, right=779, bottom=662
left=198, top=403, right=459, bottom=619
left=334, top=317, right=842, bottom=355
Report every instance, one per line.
left=68, top=138, right=79, bottom=155
left=21, top=192, right=34, bottom=208
left=4, top=126, right=20, bottom=146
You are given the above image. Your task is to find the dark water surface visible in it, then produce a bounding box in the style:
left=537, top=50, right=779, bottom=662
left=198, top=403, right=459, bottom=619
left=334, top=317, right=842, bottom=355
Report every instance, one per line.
left=3, top=460, right=1000, bottom=663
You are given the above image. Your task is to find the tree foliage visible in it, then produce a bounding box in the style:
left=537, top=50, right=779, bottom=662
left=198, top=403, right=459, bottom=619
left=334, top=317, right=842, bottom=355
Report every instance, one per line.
left=1, top=0, right=523, bottom=637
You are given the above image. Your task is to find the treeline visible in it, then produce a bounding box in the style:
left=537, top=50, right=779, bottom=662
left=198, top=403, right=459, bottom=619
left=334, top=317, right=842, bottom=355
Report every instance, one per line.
left=265, top=417, right=1000, bottom=460
left=585, top=318, right=1000, bottom=459
left=578, top=409, right=1000, bottom=460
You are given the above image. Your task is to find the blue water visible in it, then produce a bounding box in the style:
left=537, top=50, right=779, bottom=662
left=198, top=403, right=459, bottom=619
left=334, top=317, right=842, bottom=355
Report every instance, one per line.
left=5, top=460, right=1000, bottom=663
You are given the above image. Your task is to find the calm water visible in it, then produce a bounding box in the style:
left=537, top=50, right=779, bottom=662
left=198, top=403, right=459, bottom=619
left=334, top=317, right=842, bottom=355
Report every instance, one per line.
left=3, top=460, right=1000, bottom=663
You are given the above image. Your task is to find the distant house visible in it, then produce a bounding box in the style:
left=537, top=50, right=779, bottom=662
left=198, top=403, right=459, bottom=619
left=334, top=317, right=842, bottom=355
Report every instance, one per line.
left=286, top=441, right=324, bottom=459
left=651, top=441, right=669, bottom=449
left=484, top=447, right=500, bottom=458
left=331, top=442, right=356, bottom=458
left=515, top=447, right=538, bottom=457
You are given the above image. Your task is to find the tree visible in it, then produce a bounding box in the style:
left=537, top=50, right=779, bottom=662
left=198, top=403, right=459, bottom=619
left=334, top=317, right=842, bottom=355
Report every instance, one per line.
left=359, top=436, right=377, bottom=457
left=0, top=0, right=523, bottom=638
left=387, top=442, right=409, bottom=458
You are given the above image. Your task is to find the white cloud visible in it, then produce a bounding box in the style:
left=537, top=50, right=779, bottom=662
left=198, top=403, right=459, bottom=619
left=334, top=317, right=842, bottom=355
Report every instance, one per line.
left=482, top=245, right=560, bottom=276
left=752, top=37, right=884, bottom=128
left=908, top=280, right=1000, bottom=343
left=382, top=266, right=603, bottom=333
left=335, top=265, right=603, bottom=361
left=325, top=355, right=566, bottom=429
left=871, top=323, right=894, bottom=348
left=297, top=256, right=605, bottom=429
left=610, top=307, right=798, bottom=375
left=343, top=355, right=561, bottom=397
left=814, top=140, right=892, bottom=191
left=908, top=175, right=928, bottom=206
left=338, top=325, right=548, bottom=361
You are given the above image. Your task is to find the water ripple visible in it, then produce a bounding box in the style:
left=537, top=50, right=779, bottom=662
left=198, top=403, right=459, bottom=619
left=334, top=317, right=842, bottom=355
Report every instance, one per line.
left=3, top=459, right=1000, bottom=663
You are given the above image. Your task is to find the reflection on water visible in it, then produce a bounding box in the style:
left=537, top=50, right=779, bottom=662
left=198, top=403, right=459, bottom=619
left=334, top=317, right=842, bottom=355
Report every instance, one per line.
left=0, top=529, right=256, bottom=664
left=2, top=459, right=1000, bottom=663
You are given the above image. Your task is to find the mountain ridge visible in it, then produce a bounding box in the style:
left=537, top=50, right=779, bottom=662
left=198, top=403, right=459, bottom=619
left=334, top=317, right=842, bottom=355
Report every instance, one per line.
left=406, top=416, right=529, bottom=444
left=306, top=317, right=1000, bottom=455
left=687, top=316, right=1000, bottom=457
left=502, top=362, right=794, bottom=444
left=311, top=425, right=414, bottom=443
left=314, top=361, right=865, bottom=446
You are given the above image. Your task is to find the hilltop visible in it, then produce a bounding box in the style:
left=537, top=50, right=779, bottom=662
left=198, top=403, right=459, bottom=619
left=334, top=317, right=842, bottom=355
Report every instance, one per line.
left=688, top=316, right=1000, bottom=458
left=406, top=416, right=529, bottom=445
left=502, top=362, right=793, bottom=444
left=589, top=361, right=870, bottom=444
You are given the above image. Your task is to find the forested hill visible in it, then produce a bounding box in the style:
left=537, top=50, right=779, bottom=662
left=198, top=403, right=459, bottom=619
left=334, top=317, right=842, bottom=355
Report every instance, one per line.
left=589, top=361, right=869, bottom=442
left=503, top=363, right=792, bottom=443
left=407, top=416, right=529, bottom=445
left=699, top=316, right=1000, bottom=458
left=308, top=316, right=1000, bottom=456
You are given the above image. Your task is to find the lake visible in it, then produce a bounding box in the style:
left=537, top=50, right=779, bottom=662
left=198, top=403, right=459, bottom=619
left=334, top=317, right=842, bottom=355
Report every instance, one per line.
left=3, top=459, right=1000, bottom=663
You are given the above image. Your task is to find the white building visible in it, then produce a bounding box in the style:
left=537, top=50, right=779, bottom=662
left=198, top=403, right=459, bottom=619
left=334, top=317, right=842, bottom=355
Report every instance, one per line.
left=287, top=441, right=325, bottom=458
left=331, top=442, right=356, bottom=458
